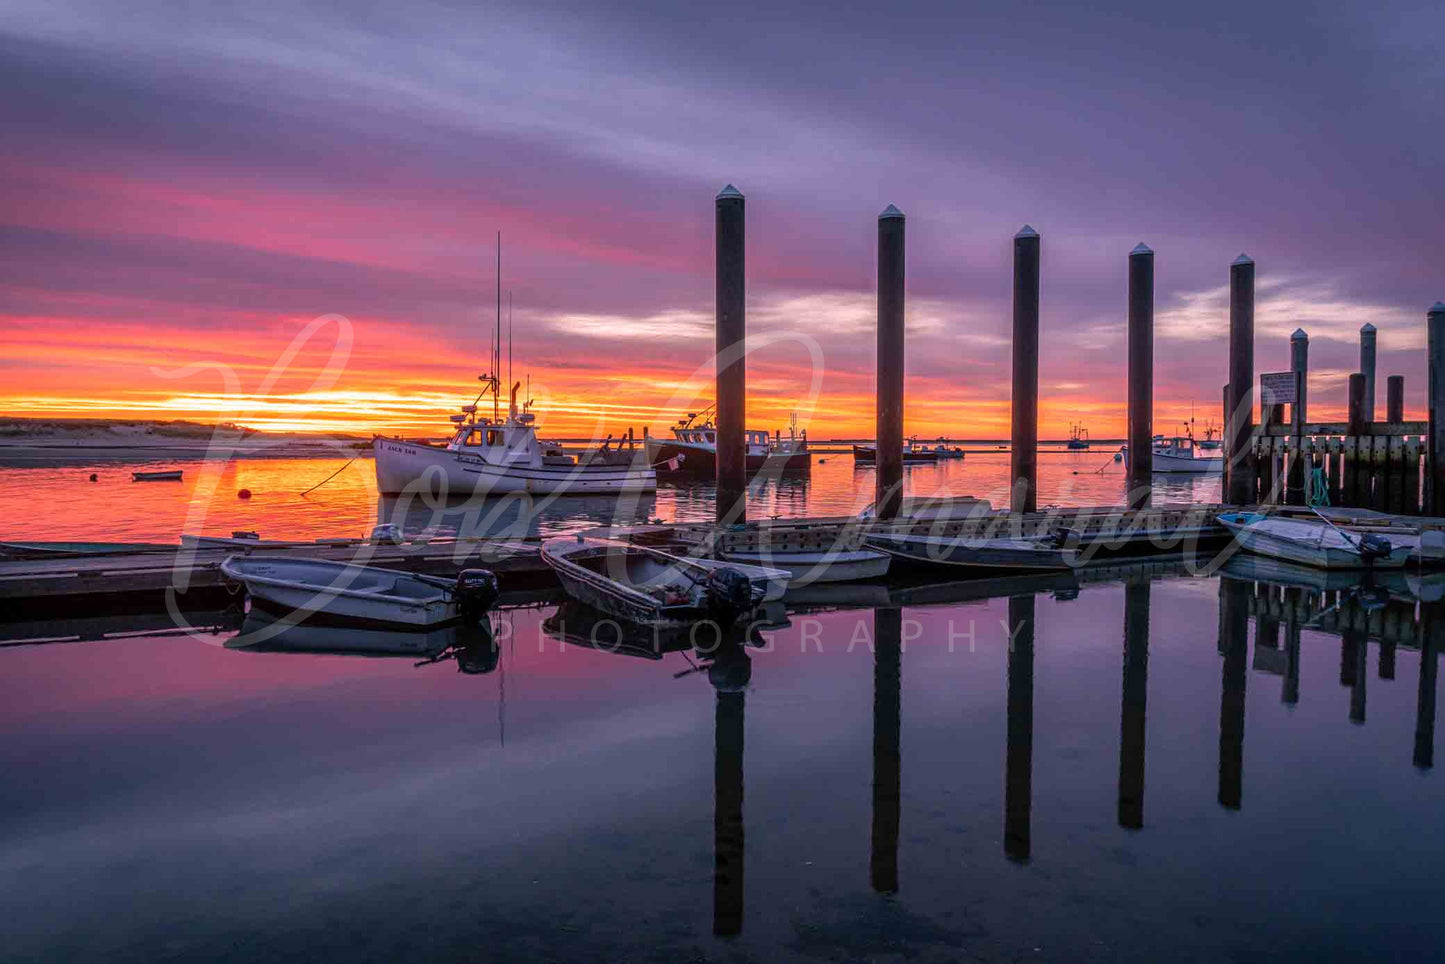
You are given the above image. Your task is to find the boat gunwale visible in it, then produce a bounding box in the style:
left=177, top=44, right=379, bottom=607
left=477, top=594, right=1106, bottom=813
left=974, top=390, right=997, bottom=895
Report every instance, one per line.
left=220, top=555, right=456, bottom=607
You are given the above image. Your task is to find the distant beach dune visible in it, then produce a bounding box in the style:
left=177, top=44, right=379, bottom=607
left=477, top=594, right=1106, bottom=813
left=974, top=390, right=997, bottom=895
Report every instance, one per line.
left=0, top=419, right=372, bottom=466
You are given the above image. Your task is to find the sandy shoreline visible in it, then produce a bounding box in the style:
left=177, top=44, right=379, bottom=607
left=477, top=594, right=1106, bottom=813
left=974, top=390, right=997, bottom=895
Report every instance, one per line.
left=0, top=420, right=373, bottom=467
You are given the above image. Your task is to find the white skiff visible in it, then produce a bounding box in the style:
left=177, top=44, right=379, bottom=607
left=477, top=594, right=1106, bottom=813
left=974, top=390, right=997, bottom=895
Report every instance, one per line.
left=1216, top=511, right=1413, bottom=569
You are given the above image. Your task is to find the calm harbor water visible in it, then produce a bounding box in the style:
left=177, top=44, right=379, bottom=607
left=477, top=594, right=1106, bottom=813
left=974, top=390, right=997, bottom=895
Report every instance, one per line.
left=6, top=452, right=1438, bottom=961
left=2, top=569, right=1441, bottom=961
left=0, top=448, right=1219, bottom=543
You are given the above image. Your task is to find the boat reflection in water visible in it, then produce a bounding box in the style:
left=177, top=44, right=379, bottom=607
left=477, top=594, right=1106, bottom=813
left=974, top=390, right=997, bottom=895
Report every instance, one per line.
left=228, top=607, right=500, bottom=674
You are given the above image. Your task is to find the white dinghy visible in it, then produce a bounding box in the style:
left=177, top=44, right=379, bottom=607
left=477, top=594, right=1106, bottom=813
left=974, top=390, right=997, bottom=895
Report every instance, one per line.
left=541, top=536, right=786, bottom=628
left=220, top=556, right=499, bottom=627
left=1216, top=511, right=1413, bottom=570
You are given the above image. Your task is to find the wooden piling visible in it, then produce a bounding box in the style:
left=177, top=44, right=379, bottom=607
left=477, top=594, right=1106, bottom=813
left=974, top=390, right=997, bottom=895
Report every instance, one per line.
left=1010, top=226, right=1041, bottom=514
left=1360, top=323, right=1378, bottom=423
left=1287, top=329, right=1308, bottom=505
left=1346, top=373, right=1366, bottom=506
left=1226, top=254, right=1256, bottom=505
left=1127, top=243, right=1154, bottom=507
left=1428, top=303, right=1445, bottom=515
left=715, top=184, right=747, bottom=524
left=1387, top=375, right=1404, bottom=424
left=875, top=205, right=907, bottom=520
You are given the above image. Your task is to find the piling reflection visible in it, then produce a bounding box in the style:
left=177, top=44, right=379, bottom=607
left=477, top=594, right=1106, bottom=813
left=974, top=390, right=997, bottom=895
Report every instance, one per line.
left=1283, top=586, right=1302, bottom=704
left=1217, top=575, right=1249, bottom=810
left=871, top=608, right=902, bottom=893
left=1004, top=594, right=1034, bottom=862
left=1118, top=580, right=1149, bottom=829
left=1417, top=602, right=1439, bottom=770
left=710, top=639, right=749, bottom=937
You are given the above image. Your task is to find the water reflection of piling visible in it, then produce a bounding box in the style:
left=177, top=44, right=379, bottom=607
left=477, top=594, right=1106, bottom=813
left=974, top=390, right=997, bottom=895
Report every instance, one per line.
left=1416, top=602, right=1440, bottom=770
left=1127, top=244, right=1154, bottom=507
left=712, top=643, right=748, bottom=936
left=1005, top=594, right=1035, bottom=861
left=1118, top=581, right=1150, bottom=830
left=1218, top=577, right=1250, bottom=810
left=715, top=184, right=747, bottom=524
left=1349, top=627, right=1368, bottom=725
left=1010, top=226, right=1040, bottom=514
left=871, top=608, right=902, bottom=893
left=1283, top=587, right=1302, bottom=705
left=874, top=205, right=907, bottom=520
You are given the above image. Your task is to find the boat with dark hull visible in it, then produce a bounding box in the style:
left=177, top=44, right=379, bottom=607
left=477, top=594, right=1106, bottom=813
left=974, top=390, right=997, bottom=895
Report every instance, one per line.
left=852, top=438, right=939, bottom=464
left=645, top=407, right=810, bottom=476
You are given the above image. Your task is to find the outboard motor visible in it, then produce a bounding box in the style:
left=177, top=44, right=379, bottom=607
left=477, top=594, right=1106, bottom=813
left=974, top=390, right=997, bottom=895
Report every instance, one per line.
left=454, top=568, right=500, bottom=622
left=702, top=567, right=754, bottom=623
left=1358, top=534, right=1392, bottom=565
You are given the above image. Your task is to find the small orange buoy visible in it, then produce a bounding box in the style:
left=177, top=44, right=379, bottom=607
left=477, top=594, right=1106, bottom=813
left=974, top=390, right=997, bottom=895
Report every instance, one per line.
left=237, top=489, right=252, bottom=499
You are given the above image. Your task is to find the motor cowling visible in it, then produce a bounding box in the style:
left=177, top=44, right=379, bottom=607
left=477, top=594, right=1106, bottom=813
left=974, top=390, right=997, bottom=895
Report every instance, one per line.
left=454, top=568, right=500, bottom=621
left=702, top=567, right=754, bottom=623
left=1358, top=534, right=1392, bottom=563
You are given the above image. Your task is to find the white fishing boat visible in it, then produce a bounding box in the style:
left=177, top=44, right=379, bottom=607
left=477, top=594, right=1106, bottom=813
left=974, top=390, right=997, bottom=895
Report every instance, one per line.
left=1216, top=511, right=1413, bottom=569
left=220, top=555, right=499, bottom=627
left=374, top=238, right=656, bottom=498
left=541, top=535, right=785, bottom=627
left=718, top=547, right=891, bottom=583
left=1124, top=436, right=1223, bottom=474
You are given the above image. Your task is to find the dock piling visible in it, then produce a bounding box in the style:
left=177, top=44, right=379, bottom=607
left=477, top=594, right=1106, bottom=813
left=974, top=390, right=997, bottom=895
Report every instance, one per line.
left=1360, top=324, right=1378, bottom=423
left=1287, top=329, right=1309, bottom=504
left=1127, top=243, right=1154, bottom=507
left=1428, top=303, right=1445, bottom=515
left=1387, top=375, right=1404, bottom=424
left=875, top=205, right=907, bottom=520
left=1010, top=226, right=1041, bottom=514
left=715, top=184, right=747, bottom=524
left=1226, top=254, right=1256, bottom=505
left=1347, top=373, right=1367, bottom=506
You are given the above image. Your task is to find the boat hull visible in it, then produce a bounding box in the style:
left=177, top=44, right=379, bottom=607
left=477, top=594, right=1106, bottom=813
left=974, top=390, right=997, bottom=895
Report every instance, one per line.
left=220, top=555, right=473, bottom=627
left=645, top=439, right=811, bottom=476
left=852, top=445, right=938, bottom=464
left=1218, top=514, right=1413, bottom=569
left=1151, top=451, right=1222, bottom=474
left=865, top=531, right=1071, bottom=571
left=720, top=548, right=891, bottom=584
left=374, top=437, right=656, bottom=496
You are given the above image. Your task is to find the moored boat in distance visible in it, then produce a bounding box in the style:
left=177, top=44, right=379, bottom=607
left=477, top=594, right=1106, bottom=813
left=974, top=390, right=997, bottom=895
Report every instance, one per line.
left=852, top=436, right=939, bottom=464
left=220, top=555, right=499, bottom=627
left=1123, top=435, right=1223, bottom=474
left=645, top=406, right=810, bottom=476
left=1067, top=422, right=1090, bottom=450
left=132, top=469, right=182, bottom=481
left=1216, top=511, right=1413, bottom=570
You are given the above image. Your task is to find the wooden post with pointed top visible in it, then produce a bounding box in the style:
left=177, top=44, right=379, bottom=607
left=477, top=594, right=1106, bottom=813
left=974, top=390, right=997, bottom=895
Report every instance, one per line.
left=1428, top=303, right=1445, bottom=515
left=1360, top=323, right=1378, bottom=424
left=1127, top=243, right=1154, bottom=508
left=875, top=205, right=907, bottom=520
left=1227, top=254, right=1256, bottom=505
left=1010, top=226, right=1041, bottom=514
left=715, top=184, right=747, bottom=523
left=1287, top=328, right=1308, bottom=505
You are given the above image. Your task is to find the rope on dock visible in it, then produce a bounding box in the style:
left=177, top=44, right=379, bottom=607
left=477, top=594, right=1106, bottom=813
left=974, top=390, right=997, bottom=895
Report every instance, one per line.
left=300, top=455, right=360, bottom=496
left=1307, top=466, right=1330, bottom=507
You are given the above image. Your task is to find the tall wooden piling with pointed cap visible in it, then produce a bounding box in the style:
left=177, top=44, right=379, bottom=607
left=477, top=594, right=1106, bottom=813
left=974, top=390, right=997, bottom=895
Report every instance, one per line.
left=715, top=184, right=747, bottom=523
left=1360, top=323, right=1378, bottom=423
left=1010, top=225, right=1041, bottom=514
left=1287, top=328, right=1309, bottom=504
left=1127, top=243, right=1154, bottom=507
left=875, top=204, right=907, bottom=520
left=1429, top=303, right=1445, bottom=515
left=1226, top=254, right=1256, bottom=505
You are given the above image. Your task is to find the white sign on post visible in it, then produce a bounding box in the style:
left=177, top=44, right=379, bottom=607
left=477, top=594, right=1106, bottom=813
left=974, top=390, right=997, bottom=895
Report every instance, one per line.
left=1260, top=371, right=1298, bottom=406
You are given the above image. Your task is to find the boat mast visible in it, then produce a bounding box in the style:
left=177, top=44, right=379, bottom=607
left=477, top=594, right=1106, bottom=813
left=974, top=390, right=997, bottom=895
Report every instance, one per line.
left=494, top=231, right=502, bottom=422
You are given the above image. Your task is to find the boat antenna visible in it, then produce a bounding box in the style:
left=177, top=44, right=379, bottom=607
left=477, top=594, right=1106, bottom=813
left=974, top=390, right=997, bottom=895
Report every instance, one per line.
left=494, top=231, right=502, bottom=421
left=508, top=289, right=513, bottom=395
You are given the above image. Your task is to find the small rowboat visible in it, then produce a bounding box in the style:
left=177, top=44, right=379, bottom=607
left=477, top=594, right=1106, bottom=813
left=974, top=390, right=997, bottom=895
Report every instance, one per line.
left=1216, top=511, right=1413, bottom=569
left=541, top=536, right=786, bottom=628
left=719, top=547, right=891, bottom=584
left=865, top=530, right=1071, bottom=571
left=220, top=555, right=498, bottom=627
left=132, top=470, right=183, bottom=481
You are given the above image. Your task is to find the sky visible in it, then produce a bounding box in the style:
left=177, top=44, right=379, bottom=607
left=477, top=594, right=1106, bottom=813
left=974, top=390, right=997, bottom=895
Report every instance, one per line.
left=2, top=0, right=1442, bottom=439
